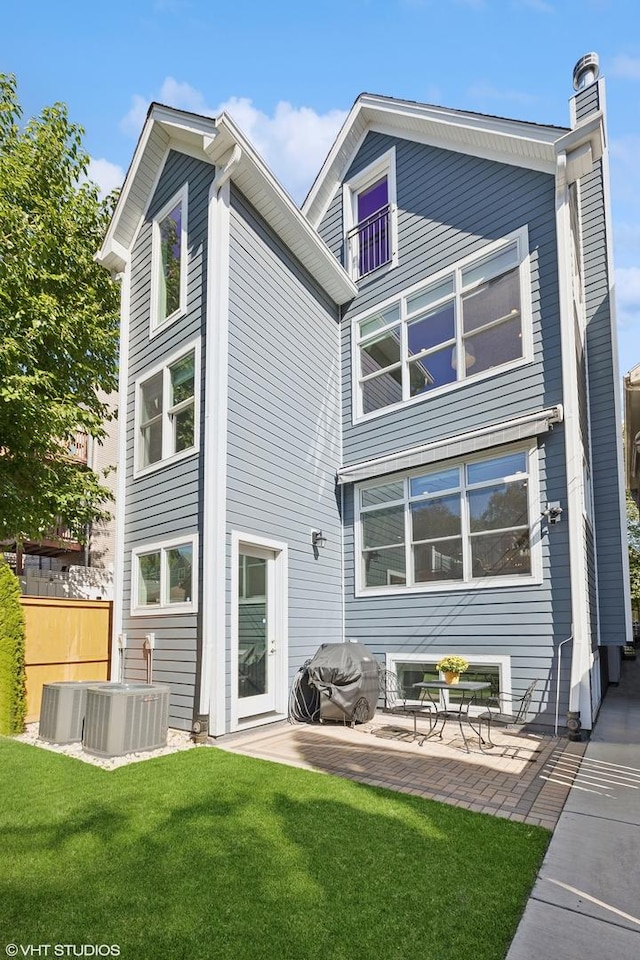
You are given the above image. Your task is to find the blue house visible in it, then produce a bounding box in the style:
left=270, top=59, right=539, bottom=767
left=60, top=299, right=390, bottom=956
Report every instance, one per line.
left=97, top=53, right=630, bottom=740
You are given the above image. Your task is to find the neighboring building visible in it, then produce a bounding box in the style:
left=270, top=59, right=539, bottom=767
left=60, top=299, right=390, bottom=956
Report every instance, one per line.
left=97, top=54, right=630, bottom=739
left=2, top=398, right=118, bottom=600
left=624, top=363, right=640, bottom=506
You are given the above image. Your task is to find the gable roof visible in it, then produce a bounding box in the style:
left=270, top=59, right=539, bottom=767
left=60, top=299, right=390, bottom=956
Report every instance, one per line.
left=96, top=104, right=357, bottom=305
left=302, top=93, right=572, bottom=228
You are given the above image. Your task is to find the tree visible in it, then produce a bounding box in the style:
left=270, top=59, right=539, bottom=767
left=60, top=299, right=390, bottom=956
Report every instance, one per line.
left=626, top=493, right=640, bottom=621
left=0, top=74, right=119, bottom=543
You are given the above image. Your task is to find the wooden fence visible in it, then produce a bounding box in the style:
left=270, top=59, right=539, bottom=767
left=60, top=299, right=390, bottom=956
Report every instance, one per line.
left=21, top=597, right=112, bottom=722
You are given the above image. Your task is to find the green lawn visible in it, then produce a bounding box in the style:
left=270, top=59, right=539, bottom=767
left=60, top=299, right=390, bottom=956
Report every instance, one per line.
left=0, top=738, right=549, bottom=960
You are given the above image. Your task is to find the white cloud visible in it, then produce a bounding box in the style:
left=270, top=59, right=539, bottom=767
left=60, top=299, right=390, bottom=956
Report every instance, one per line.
left=611, top=54, right=640, bottom=80
left=616, top=267, right=640, bottom=329
left=87, top=158, right=125, bottom=197
left=120, top=80, right=348, bottom=202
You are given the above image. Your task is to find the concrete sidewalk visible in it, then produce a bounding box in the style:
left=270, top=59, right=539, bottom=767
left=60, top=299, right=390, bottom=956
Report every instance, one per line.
left=507, top=655, right=640, bottom=960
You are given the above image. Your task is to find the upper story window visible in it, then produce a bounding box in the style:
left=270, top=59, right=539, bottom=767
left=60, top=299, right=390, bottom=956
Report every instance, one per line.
left=132, top=534, right=197, bottom=615
left=150, top=185, right=188, bottom=334
left=344, top=148, right=397, bottom=282
left=135, top=340, right=200, bottom=477
left=353, top=227, right=530, bottom=419
left=357, top=446, right=539, bottom=595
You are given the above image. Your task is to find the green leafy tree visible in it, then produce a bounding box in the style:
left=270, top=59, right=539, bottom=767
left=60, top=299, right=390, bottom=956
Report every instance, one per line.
left=0, top=74, right=119, bottom=543
left=627, top=493, right=640, bottom=620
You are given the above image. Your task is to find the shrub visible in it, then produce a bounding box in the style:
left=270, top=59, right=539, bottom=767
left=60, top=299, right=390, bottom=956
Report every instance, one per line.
left=0, top=557, right=27, bottom=734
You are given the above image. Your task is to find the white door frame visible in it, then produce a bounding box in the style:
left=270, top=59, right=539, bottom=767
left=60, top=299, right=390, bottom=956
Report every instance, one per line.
left=230, top=531, right=288, bottom=730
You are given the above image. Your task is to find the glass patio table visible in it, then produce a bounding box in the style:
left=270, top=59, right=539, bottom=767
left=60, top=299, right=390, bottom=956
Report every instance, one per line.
left=414, top=680, right=491, bottom=752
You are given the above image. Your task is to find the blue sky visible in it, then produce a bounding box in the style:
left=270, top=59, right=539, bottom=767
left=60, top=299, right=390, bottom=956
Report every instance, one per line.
left=2, top=0, right=639, bottom=370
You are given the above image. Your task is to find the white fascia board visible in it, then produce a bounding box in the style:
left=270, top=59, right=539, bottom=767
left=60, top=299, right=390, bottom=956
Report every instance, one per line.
left=555, top=111, right=604, bottom=162
left=214, top=113, right=357, bottom=305
left=304, top=94, right=566, bottom=227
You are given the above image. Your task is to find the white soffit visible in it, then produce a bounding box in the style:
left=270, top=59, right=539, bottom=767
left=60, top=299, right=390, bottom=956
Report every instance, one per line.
left=303, top=94, right=568, bottom=227
left=337, top=406, right=564, bottom=485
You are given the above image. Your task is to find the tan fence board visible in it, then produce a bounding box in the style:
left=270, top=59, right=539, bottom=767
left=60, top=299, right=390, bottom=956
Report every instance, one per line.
left=21, top=597, right=112, bottom=722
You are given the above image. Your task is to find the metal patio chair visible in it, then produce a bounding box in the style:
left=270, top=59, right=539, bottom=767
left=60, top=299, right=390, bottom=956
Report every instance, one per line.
left=378, top=668, right=437, bottom=744
left=476, top=679, right=540, bottom=750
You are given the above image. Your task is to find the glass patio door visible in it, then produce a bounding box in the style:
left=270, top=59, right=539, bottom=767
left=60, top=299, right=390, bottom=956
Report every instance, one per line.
left=236, top=546, right=277, bottom=717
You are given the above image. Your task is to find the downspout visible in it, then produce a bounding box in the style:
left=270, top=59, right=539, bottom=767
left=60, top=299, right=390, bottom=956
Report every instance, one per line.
left=555, top=150, right=592, bottom=736
left=555, top=634, right=573, bottom=735
left=197, top=144, right=242, bottom=740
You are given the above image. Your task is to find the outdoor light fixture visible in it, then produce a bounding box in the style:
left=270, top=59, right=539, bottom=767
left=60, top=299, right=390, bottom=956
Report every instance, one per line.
left=311, top=530, right=327, bottom=549
left=542, top=502, right=563, bottom=524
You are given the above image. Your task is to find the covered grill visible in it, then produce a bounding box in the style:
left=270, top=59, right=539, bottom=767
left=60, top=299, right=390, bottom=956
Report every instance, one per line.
left=306, top=641, right=379, bottom=725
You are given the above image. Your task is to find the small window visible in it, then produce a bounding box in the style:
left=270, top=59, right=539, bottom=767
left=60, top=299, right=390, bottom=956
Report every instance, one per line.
left=135, top=342, right=199, bottom=475
left=132, top=536, right=197, bottom=614
left=345, top=148, right=397, bottom=281
left=387, top=653, right=511, bottom=713
left=151, top=186, right=188, bottom=333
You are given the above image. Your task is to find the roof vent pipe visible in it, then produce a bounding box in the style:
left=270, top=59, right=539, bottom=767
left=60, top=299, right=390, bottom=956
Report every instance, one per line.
left=573, top=52, right=600, bottom=91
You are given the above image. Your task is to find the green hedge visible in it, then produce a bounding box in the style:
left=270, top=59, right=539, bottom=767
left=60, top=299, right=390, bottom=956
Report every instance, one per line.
left=0, top=557, right=27, bottom=735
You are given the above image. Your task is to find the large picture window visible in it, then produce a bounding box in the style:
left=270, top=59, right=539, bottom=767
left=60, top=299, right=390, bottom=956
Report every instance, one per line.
left=354, top=228, right=530, bottom=418
left=358, top=447, right=538, bottom=594
left=136, top=342, right=199, bottom=475
left=132, top=535, right=197, bottom=614
left=151, top=185, right=188, bottom=333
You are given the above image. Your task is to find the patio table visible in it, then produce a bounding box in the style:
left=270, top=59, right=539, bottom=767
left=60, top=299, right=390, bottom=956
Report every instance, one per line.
left=414, top=680, right=491, bottom=752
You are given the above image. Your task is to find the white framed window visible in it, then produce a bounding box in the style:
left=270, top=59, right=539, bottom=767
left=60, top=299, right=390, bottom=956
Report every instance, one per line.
left=150, top=184, right=188, bottom=334
left=385, top=651, right=512, bottom=715
left=343, top=148, right=398, bottom=282
left=356, top=444, right=541, bottom=596
left=131, top=534, right=198, bottom=615
left=135, top=340, right=200, bottom=477
left=352, top=227, right=532, bottom=420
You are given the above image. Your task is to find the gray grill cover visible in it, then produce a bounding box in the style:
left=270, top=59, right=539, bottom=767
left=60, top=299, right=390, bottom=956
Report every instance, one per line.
left=306, top=642, right=379, bottom=723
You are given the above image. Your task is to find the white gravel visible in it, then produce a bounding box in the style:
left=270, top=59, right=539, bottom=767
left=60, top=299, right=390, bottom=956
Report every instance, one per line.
left=12, top=722, right=201, bottom=770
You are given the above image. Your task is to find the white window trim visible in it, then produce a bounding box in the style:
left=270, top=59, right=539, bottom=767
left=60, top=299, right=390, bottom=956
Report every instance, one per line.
left=131, top=533, right=198, bottom=616
left=385, top=651, right=513, bottom=716
left=150, top=184, right=189, bottom=337
left=355, top=442, right=542, bottom=597
left=351, top=225, right=533, bottom=423
left=343, top=147, right=398, bottom=282
left=133, top=337, right=201, bottom=479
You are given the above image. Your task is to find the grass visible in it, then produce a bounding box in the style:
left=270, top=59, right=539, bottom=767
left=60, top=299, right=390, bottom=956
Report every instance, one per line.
left=0, top=738, right=550, bottom=960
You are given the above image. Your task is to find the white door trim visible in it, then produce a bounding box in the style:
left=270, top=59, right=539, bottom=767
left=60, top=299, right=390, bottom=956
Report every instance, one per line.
left=230, top=531, right=289, bottom=731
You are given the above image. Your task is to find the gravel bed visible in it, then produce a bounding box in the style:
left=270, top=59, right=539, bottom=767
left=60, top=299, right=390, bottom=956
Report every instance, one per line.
left=11, top=722, right=201, bottom=770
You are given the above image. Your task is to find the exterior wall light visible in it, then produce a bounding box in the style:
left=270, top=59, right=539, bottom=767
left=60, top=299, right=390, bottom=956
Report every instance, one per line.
left=311, top=530, right=327, bottom=549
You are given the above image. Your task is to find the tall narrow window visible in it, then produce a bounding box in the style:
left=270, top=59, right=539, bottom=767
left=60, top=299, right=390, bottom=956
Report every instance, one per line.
left=151, top=186, right=188, bottom=332
left=345, top=148, right=397, bottom=281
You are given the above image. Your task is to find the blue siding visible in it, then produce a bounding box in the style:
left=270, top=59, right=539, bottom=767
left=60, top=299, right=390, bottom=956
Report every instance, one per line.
left=319, top=131, right=573, bottom=726
left=575, top=83, right=629, bottom=645
left=226, top=186, right=344, bottom=726
left=121, top=149, right=214, bottom=730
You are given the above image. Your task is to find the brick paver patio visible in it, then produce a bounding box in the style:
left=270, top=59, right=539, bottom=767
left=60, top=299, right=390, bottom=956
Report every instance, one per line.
left=216, top=714, right=586, bottom=829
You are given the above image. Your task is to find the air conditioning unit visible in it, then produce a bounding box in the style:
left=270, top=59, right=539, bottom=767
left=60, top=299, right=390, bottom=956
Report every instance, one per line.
left=82, top=683, right=170, bottom=758
left=39, top=681, right=102, bottom=744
